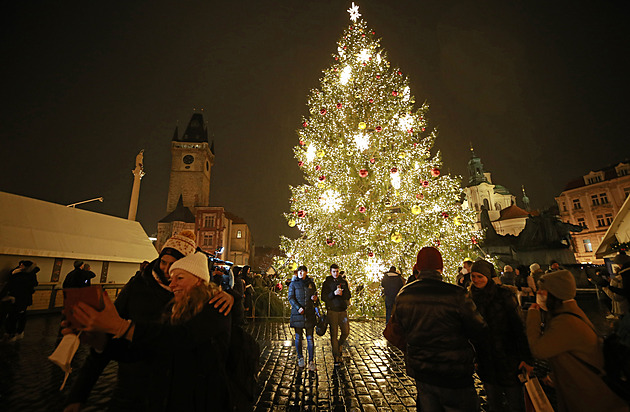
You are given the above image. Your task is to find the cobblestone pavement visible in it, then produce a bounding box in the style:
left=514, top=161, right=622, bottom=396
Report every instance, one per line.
left=0, top=293, right=614, bottom=412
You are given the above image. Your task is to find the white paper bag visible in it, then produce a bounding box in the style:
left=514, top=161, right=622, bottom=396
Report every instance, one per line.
left=48, top=333, right=81, bottom=390
left=523, top=373, right=554, bottom=412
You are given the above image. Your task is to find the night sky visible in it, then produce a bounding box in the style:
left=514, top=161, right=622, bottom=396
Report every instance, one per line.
left=1, top=0, right=627, bottom=246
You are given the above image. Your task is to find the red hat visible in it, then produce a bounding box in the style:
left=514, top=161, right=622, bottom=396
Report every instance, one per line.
left=414, top=247, right=443, bottom=272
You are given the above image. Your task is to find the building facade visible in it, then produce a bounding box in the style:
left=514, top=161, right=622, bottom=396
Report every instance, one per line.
left=555, top=161, right=630, bottom=263
left=157, top=113, right=253, bottom=264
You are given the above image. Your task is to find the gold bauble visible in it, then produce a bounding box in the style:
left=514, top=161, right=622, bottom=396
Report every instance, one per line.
left=288, top=262, right=298, bottom=271
left=358, top=122, right=367, bottom=130
left=411, top=205, right=421, bottom=215
left=398, top=152, right=406, bottom=158
left=454, top=216, right=463, bottom=226
left=317, top=182, right=325, bottom=189
left=391, top=232, right=402, bottom=243
left=317, top=149, right=325, bottom=158
left=288, top=219, right=296, bottom=227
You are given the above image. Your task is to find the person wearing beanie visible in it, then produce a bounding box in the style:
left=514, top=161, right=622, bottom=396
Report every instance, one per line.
left=64, top=231, right=237, bottom=412
left=72, top=250, right=233, bottom=411
left=469, top=259, right=533, bottom=412
left=381, top=265, right=404, bottom=322
left=288, top=265, right=318, bottom=371
left=63, top=260, right=95, bottom=288
left=529, top=262, right=545, bottom=285
left=527, top=270, right=628, bottom=411
left=392, top=247, right=488, bottom=411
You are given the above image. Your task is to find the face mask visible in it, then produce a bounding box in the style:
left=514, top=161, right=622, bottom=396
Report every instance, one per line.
left=461, top=268, right=468, bottom=275
left=48, top=333, right=81, bottom=390
left=536, top=294, right=548, bottom=311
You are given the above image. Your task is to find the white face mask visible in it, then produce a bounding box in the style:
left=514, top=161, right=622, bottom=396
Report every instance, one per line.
left=536, top=294, right=548, bottom=311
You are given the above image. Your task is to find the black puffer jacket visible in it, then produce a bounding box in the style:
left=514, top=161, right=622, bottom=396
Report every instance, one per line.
left=470, top=281, right=533, bottom=385
left=1, top=265, right=39, bottom=307
left=393, top=270, right=488, bottom=388
left=321, top=275, right=351, bottom=312
left=288, top=275, right=317, bottom=328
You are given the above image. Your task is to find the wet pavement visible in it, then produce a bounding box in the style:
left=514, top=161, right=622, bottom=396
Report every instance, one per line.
left=0, top=292, right=614, bottom=412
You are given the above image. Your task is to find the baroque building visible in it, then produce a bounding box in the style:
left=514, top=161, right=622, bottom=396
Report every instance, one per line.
left=157, top=113, right=253, bottom=264
left=555, top=161, right=630, bottom=263
left=461, top=147, right=530, bottom=236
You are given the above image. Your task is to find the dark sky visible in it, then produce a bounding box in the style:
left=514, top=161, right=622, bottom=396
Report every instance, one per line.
left=1, top=0, right=627, bottom=246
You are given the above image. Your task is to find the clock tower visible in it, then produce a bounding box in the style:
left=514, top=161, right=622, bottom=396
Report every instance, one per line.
left=166, top=113, right=215, bottom=213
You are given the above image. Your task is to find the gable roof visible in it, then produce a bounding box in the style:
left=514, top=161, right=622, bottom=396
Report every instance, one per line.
left=0, top=191, right=158, bottom=263
left=498, top=204, right=530, bottom=221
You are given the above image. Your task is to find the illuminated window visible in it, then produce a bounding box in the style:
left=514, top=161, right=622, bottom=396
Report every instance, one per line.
left=583, top=239, right=593, bottom=252
left=573, top=198, right=581, bottom=209
left=237, top=230, right=242, bottom=239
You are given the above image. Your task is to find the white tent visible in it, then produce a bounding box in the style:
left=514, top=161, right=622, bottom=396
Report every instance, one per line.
left=0, top=191, right=157, bottom=263
left=595, top=195, right=630, bottom=259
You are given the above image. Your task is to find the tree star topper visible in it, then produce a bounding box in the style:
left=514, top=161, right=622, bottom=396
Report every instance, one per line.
left=348, top=2, right=361, bottom=22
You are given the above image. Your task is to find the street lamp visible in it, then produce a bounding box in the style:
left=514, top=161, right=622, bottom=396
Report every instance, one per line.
left=66, top=197, right=104, bottom=208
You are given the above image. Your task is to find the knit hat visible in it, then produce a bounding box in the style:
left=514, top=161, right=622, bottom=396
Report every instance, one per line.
left=169, top=252, right=209, bottom=283
left=529, top=263, right=541, bottom=272
left=539, top=270, right=576, bottom=300
left=73, top=260, right=84, bottom=268
left=413, top=247, right=443, bottom=272
left=471, top=260, right=494, bottom=279
left=161, top=230, right=196, bottom=258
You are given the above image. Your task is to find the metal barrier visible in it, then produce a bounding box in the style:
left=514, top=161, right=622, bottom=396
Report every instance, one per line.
left=252, top=286, right=290, bottom=320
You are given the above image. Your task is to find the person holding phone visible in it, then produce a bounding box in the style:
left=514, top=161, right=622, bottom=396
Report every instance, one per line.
left=321, top=263, right=351, bottom=367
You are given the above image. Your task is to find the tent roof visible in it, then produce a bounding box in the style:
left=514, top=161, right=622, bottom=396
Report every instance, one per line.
left=595, top=195, right=630, bottom=258
left=0, top=191, right=158, bottom=263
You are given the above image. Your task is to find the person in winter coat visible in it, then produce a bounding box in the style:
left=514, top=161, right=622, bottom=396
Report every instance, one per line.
left=469, top=260, right=533, bottom=412
left=288, top=265, right=318, bottom=371
left=381, top=266, right=404, bottom=322
left=526, top=270, right=628, bottom=412
left=515, top=265, right=536, bottom=308
left=394, top=247, right=489, bottom=412
left=64, top=231, right=236, bottom=412
left=0, top=260, right=39, bottom=341
left=74, top=252, right=233, bottom=412
left=321, top=263, right=351, bottom=366
left=63, top=260, right=95, bottom=288
left=529, top=263, right=545, bottom=285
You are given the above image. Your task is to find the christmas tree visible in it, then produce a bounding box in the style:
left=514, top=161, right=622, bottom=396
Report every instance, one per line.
left=278, top=3, right=483, bottom=315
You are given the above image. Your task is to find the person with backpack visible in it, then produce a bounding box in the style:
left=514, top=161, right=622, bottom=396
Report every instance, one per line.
left=288, top=265, right=318, bottom=372
left=526, top=270, right=628, bottom=411
left=73, top=251, right=235, bottom=411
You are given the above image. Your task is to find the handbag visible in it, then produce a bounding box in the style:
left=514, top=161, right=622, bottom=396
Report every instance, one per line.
left=522, top=372, right=554, bottom=412
left=315, top=306, right=328, bottom=336
left=383, top=310, right=406, bottom=351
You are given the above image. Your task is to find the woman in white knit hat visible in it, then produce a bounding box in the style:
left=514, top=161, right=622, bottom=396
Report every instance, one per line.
left=73, top=251, right=233, bottom=411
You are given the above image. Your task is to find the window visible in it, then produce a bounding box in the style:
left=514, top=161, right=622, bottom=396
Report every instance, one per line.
left=203, top=214, right=215, bottom=228
left=619, top=169, right=629, bottom=176
left=202, top=232, right=213, bottom=247
left=583, top=239, right=593, bottom=253
left=605, top=213, right=613, bottom=225
left=577, top=218, right=587, bottom=228
left=573, top=198, right=582, bottom=209
left=562, top=202, right=567, bottom=212
left=587, top=176, right=602, bottom=184
left=596, top=215, right=605, bottom=227
left=591, top=195, right=600, bottom=206
left=237, top=230, right=242, bottom=239
left=599, top=193, right=609, bottom=204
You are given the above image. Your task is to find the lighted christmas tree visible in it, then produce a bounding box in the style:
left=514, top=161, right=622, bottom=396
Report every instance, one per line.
left=277, top=3, right=483, bottom=315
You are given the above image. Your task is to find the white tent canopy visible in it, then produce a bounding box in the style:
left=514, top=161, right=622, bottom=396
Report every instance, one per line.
left=595, top=195, right=630, bottom=259
left=0, top=192, right=158, bottom=263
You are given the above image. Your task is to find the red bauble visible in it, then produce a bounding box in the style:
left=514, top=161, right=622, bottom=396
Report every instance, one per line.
left=376, top=75, right=381, bottom=79
left=335, top=56, right=338, bottom=61
left=362, top=33, right=365, bottom=37
left=320, top=108, right=327, bottom=115
left=318, top=175, right=326, bottom=181
left=302, top=122, right=307, bottom=128
left=472, top=236, right=478, bottom=245
left=334, top=67, right=338, bottom=71
left=298, top=161, right=304, bottom=167
left=344, top=45, right=347, bottom=49
left=363, top=62, right=366, bottom=66
left=326, top=239, right=335, bottom=246
left=422, top=180, right=429, bottom=187
left=297, top=210, right=305, bottom=218
left=442, top=212, right=449, bottom=218
left=336, top=103, right=343, bottom=109
left=416, top=193, right=424, bottom=200
left=359, top=206, right=367, bottom=213
left=368, top=98, right=374, bottom=103
left=368, top=252, right=374, bottom=257
left=390, top=167, right=398, bottom=174
left=299, top=140, right=305, bottom=145
left=397, top=71, right=402, bottom=75
left=431, top=168, right=440, bottom=177
left=369, top=158, right=375, bottom=164
left=359, top=169, right=369, bottom=177
left=315, top=165, right=321, bottom=171
left=392, top=91, right=398, bottom=96
left=422, top=127, right=426, bottom=131
left=371, top=31, right=375, bottom=34
left=413, top=143, right=418, bottom=147
left=375, top=125, right=382, bottom=132
left=407, top=128, right=413, bottom=134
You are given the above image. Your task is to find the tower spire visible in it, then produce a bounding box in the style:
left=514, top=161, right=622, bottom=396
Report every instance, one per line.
left=521, top=185, right=531, bottom=211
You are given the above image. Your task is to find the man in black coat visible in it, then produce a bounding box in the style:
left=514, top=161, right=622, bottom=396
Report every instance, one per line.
left=62, top=260, right=95, bottom=288
left=321, top=263, right=351, bottom=366
left=381, top=266, right=404, bottom=323
left=394, top=247, right=488, bottom=412
left=1, top=260, right=39, bottom=341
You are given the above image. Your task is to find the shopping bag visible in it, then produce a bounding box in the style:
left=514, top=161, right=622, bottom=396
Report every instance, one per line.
left=315, top=306, right=328, bottom=336
left=522, top=372, right=554, bottom=412
left=48, top=332, right=81, bottom=390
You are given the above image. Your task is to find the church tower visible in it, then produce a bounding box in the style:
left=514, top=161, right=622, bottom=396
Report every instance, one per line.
left=166, top=113, right=215, bottom=213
